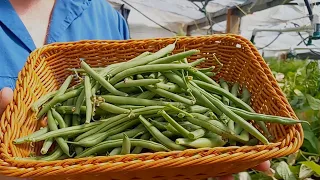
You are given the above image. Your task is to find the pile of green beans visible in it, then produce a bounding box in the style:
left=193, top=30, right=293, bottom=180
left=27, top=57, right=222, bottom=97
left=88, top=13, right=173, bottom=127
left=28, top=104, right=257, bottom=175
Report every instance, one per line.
left=14, top=42, right=308, bottom=161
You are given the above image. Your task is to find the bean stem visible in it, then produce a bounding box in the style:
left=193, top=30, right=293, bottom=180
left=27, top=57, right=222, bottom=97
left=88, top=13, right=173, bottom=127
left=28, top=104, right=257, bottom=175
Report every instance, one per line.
left=80, top=60, right=127, bottom=96
left=120, top=134, right=131, bottom=155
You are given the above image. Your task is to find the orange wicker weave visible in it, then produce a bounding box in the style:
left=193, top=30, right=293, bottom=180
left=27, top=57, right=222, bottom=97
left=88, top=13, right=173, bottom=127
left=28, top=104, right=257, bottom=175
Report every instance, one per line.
left=0, top=35, right=303, bottom=180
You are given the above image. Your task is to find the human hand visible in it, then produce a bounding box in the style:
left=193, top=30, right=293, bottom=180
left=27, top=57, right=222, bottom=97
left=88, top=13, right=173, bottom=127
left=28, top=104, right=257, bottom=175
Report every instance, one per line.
left=0, top=87, right=13, bottom=115
left=216, top=160, right=271, bottom=180
left=0, top=88, right=21, bottom=179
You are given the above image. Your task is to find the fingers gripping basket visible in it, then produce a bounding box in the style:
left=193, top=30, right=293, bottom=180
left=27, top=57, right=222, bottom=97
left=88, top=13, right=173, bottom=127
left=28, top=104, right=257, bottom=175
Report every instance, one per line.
left=0, top=35, right=303, bottom=180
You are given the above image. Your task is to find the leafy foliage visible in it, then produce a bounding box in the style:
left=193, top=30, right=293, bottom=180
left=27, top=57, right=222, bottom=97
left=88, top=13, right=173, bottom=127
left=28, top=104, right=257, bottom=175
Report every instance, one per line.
left=244, top=58, right=320, bottom=180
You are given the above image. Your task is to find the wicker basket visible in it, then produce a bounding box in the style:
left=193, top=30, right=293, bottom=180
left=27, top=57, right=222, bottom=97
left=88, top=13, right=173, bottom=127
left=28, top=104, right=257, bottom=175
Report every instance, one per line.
left=0, top=35, right=303, bottom=180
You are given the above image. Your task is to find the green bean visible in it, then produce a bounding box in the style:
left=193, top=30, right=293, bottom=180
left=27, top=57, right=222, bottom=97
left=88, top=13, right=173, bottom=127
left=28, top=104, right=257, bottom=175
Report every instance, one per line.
left=76, top=138, right=170, bottom=158
left=191, top=83, right=268, bottom=144
left=145, top=85, right=195, bottom=105
left=188, top=69, right=220, bottom=87
left=51, top=108, right=67, bottom=129
left=40, top=137, right=54, bottom=155
left=80, top=61, right=127, bottom=96
left=165, top=123, right=180, bottom=135
left=72, top=114, right=81, bottom=126
left=189, top=85, right=222, bottom=116
left=228, top=120, right=236, bottom=146
left=161, top=131, right=176, bottom=138
left=120, top=134, right=131, bottom=155
left=136, top=91, right=156, bottom=99
left=72, top=119, right=140, bottom=147
left=99, top=95, right=184, bottom=108
left=159, top=110, right=196, bottom=139
left=131, top=133, right=151, bottom=154
left=139, top=115, right=185, bottom=150
left=76, top=106, right=165, bottom=141
left=190, top=129, right=206, bottom=139
left=63, top=98, right=73, bottom=127
left=204, top=111, right=218, bottom=120
left=84, top=76, right=93, bottom=124
left=118, top=105, right=145, bottom=109
left=74, top=89, right=85, bottom=115
left=98, top=102, right=130, bottom=114
left=166, top=104, right=193, bottom=118
left=37, top=75, right=75, bottom=118
left=74, top=114, right=129, bottom=141
left=151, top=120, right=167, bottom=131
left=75, top=146, right=84, bottom=156
left=239, top=130, right=249, bottom=142
left=155, top=82, right=184, bottom=93
left=108, top=43, right=175, bottom=77
left=227, top=106, right=308, bottom=125
left=234, top=123, right=243, bottom=135
left=230, top=82, right=239, bottom=107
left=29, top=122, right=100, bottom=142
left=193, top=80, right=253, bottom=112
left=40, top=147, right=64, bottom=161
left=149, top=137, right=157, bottom=142
left=219, top=79, right=230, bottom=105
left=68, top=67, right=105, bottom=73
left=114, top=79, right=161, bottom=89
left=31, top=91, right=56, bottom=112
left=241, top=87, right=251, bottom=104
left=31, top=83, right=83, bottom=112
left=186, top=117, right=248, bottom=144
left=162, top=71, right=188, bottom=90
left=149, top=49, right=200, bottom=65
left=48, top=110, right=71, bottom=156
left=199, top=66, right=215, bottom=73
left=204, top=72, right=214, bottom=77
left=186, top=105, right=209, bottom=114
left=190, top=113, right=210, bottom=121
left=178, top=122, right=202, bottom=131
left=99, top=63, right=123, bottom=78
left=109, top=63, right=192, bottom=85
left=107, top=121, right=146, bottom=140
left=56, top=106, right=106, bottom=115
left=194, top=81, right=272, bottom=141
left=177, top=113, right=185, bottom=118
left=189, top=58, right=206, bottom=67
left=109, top=147, right=122, bottom=156
left=176, top=137, right=224, bottom=148
left=14, top=127, right=48, bottom=144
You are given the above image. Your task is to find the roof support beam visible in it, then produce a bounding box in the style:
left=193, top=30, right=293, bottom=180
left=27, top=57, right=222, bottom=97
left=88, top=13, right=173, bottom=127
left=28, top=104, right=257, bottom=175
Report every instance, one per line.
left=186, top=0, right=294, bottom=35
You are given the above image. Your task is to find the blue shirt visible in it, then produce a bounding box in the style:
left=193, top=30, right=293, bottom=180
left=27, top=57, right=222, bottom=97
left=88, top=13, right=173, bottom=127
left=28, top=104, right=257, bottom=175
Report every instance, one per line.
left=0, top=0, right=129, bottom=90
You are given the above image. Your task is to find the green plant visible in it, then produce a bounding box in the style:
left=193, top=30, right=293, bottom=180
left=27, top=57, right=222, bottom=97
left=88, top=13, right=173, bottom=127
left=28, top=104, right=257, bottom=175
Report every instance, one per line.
left=245, top=58, right=320, bottom=180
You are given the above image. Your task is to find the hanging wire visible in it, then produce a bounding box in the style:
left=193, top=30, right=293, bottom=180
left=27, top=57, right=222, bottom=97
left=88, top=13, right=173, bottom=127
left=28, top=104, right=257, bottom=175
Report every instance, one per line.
left=257, top=33, right=282, bottom=50
left=190, top=0, right=213, bottom=34
left=120, top=0, right=177, bottom=34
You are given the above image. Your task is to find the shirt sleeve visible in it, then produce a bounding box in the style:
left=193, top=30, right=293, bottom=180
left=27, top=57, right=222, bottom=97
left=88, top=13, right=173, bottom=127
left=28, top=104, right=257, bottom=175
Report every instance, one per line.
left=116, top=10, right=130, bottom=40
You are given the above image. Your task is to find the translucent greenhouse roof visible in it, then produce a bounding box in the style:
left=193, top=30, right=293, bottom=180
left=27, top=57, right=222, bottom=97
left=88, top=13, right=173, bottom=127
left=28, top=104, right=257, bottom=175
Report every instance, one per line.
left=109, top=0, right=320, bottom=57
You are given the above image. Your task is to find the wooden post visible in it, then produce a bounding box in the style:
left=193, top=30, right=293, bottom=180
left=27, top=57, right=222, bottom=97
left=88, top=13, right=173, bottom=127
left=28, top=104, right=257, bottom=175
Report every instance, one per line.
left=226, top=9, right=241, bottom=34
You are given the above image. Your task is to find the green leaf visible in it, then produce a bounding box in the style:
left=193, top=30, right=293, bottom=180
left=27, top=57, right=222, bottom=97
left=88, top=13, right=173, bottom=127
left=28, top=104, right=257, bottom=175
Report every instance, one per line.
left=275, top=161, right=296, bottom=180
left=301, top=161, right=320, bottom=176
left=303, top=130, right=320, bottom=154
left=289, top=165, right=300, bottom=177
left=306, top=94, right=320, bottom=110
left=299, top=164, right=314, bottom=179
left=287, top=152, right=298, bottom=165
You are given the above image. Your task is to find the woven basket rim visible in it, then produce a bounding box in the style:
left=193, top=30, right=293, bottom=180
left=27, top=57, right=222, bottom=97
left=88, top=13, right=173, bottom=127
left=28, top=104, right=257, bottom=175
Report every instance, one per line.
left=0, top=35, right=303, bottom=178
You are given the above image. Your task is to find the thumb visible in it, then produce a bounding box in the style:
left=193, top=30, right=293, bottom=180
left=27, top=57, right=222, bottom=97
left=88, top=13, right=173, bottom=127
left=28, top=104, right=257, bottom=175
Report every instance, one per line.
left=0, top=87, right=13, bottom=116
